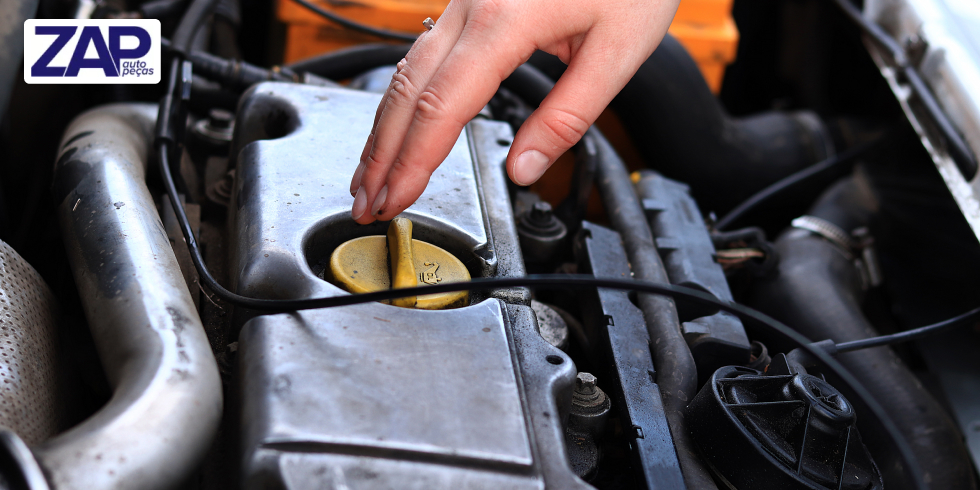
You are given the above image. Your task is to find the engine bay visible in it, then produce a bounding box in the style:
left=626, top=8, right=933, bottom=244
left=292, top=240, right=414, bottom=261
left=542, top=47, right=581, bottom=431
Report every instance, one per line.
left=2, top=0, right=980, bottom=489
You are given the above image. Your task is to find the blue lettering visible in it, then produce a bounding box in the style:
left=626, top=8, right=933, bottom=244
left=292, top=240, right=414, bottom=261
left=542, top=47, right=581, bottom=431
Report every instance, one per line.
left=108, top=27, right=151, bottom=74
left=30, top=26, right=76, bottom=77
left=65, top=26, right=118, bottom=77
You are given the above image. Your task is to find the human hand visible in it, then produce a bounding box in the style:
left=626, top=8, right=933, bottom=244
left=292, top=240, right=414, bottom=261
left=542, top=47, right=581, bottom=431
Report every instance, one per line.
left=349, top=0, right=680, bottom=223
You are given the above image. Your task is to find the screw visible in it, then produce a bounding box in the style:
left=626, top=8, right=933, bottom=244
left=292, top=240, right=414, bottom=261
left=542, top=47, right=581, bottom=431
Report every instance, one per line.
left=576, top=372, right=597, bottom=394
left=528, top=201, right=554, bottom=226
left=571, top=372, right=609, bottom=420
left=208, top=109, right=234, bottom=130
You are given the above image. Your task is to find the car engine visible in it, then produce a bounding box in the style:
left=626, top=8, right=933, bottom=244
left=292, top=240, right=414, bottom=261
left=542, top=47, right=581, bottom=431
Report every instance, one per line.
left=1, top=0, right=980, bottom=489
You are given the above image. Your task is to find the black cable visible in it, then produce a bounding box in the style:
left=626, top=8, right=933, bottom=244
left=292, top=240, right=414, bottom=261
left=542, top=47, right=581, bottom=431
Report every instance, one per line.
left=151, top=157, right=980, bottom=357
left=714, top=140, right=876, bottom=231
left=139, top=0, right=188, bottom=19
left=288, top=0, right=418, bottom=42
left=835, top=305, right=980, bottom=353
left=161, top=38, right=297, bottom=90
left=830, top=0, right=978, bottom=179
left=168, top=0, right=217, bottom=52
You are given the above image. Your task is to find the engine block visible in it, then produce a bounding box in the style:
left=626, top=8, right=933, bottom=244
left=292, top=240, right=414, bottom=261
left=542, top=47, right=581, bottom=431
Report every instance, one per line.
left=228, top=83, right=590, bottom=489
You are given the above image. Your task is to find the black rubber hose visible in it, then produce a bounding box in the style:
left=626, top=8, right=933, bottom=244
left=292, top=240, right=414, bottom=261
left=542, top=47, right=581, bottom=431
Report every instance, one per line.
left=288, top=0, right=418, bottom=42
left=139, top=0, right=189, bottom=19
left=529, top=35, right=835, bottom=215
left=161, top=38, right=296, bottom=90
left=287, top=43, right=411, bottom=78
left=714, top=139, right=877, bottom=231
left=169, top=0, right=217, bottom=52
left=749, top=176, right=976, bottom=490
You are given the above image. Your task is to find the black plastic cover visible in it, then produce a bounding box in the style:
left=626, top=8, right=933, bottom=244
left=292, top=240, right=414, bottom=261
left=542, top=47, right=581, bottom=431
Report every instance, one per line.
left=634, top=171, right=751, bottom=376
left=688, top=366, right=883, bottom=490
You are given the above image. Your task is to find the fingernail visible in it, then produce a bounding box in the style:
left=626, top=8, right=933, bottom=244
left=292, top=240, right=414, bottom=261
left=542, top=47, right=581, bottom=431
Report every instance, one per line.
left=350, top=162, right=365, bottom=197
left=513, top=150, right=550, bottom=186
left=371, top=185, right=388, bottom=217
left=351, top=186, right=367, bottom=220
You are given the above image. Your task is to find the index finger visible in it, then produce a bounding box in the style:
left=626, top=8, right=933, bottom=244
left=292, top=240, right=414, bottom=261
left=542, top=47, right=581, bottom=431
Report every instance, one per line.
left=369, top=17, right=531, bottom=220
left=350, top=4, right=467, bottom=223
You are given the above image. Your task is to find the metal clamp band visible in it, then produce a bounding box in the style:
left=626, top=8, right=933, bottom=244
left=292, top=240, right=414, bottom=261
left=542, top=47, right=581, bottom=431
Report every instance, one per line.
left=791, top=215, right=856, bottom=252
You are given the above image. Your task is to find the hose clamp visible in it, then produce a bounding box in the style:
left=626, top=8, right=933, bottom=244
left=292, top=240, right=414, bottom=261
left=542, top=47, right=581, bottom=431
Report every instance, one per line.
left=791, top=215, right=856, bottom=254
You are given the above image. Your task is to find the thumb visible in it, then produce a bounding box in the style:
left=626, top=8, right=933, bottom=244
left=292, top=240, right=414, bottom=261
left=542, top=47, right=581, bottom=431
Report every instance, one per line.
left=507, top=44, right=627, bottom=186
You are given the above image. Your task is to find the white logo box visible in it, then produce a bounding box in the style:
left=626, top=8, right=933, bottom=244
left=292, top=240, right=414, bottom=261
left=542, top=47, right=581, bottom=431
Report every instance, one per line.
left=24, top=19, right=161, bottom=84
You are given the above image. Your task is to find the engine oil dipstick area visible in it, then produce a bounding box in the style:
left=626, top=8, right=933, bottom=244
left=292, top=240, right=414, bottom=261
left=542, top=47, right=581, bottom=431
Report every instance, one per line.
left=327, top=217, right=471, bottom=309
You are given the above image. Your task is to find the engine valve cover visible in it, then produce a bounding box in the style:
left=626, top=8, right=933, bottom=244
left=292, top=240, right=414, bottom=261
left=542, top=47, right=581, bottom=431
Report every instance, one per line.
left=228, top=83, right=589, bottom=489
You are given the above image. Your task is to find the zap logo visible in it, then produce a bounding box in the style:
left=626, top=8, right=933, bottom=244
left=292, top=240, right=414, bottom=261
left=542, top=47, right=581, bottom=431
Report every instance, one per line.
left=24, top=20, right=161, bottom=84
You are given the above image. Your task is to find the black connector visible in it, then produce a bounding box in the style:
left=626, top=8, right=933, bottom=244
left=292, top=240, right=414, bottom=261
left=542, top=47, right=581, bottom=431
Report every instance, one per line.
left=160, top=38, right=297, bottom=91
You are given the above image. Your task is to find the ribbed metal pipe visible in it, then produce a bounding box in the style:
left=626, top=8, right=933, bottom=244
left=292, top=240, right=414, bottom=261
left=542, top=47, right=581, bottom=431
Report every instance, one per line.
left=1, top=103, right=222, bottom=489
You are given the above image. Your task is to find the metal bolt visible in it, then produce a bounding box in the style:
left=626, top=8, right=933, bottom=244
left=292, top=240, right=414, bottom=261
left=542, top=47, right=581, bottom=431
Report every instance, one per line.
left=208, top=109, right=234, bottom=130
left=569, top=372, right=610, bottom=434
left=576, top=372, right=597, bottom=394
left=528, top=201, right=554, bottom=226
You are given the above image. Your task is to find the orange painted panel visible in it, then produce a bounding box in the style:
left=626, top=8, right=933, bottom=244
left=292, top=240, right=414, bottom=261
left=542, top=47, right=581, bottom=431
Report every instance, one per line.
left=279, top=0, right=739, bottom=92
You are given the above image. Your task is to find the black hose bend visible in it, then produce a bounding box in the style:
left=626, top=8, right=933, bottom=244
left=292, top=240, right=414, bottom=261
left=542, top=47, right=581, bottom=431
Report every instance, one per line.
left=615, top=34, right=834, bottom=214
left=287, top=44, right=411, bottom=79
left=529, top=34, right=834, bottom=215
left=749, top=175, right=976, bottom=490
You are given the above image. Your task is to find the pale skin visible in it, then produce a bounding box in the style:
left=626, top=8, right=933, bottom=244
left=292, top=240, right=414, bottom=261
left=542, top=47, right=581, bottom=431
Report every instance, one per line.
left=349, top=0, right=682, bottom=223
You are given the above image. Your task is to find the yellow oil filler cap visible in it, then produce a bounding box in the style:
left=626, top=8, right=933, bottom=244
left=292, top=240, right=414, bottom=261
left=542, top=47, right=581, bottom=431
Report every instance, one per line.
left=328, top=217, right=470, bottom=309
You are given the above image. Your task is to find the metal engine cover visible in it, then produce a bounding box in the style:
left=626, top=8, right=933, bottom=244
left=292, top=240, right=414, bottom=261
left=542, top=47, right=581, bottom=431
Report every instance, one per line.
left=228, top=83, right=589, bottom=489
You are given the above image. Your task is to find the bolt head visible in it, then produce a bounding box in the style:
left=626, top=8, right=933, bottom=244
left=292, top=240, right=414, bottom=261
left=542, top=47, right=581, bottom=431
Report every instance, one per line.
left=530, top=201, right=553, bottom=218
left=526, top=201, right=557, bottom=228
left=576, top=372, right=597, bottom=392
left=208, top=109, right=235, bottom=129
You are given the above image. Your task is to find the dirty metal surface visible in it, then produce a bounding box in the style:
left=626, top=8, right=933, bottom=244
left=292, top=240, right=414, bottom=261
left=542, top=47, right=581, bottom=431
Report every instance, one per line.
left=228, top=83, right=495, bottom=303
left=230, top=83, right=591, bottom=489
left=240, top=302, right=531, bottom=477
left=577, top=222, right=686, bottom=489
